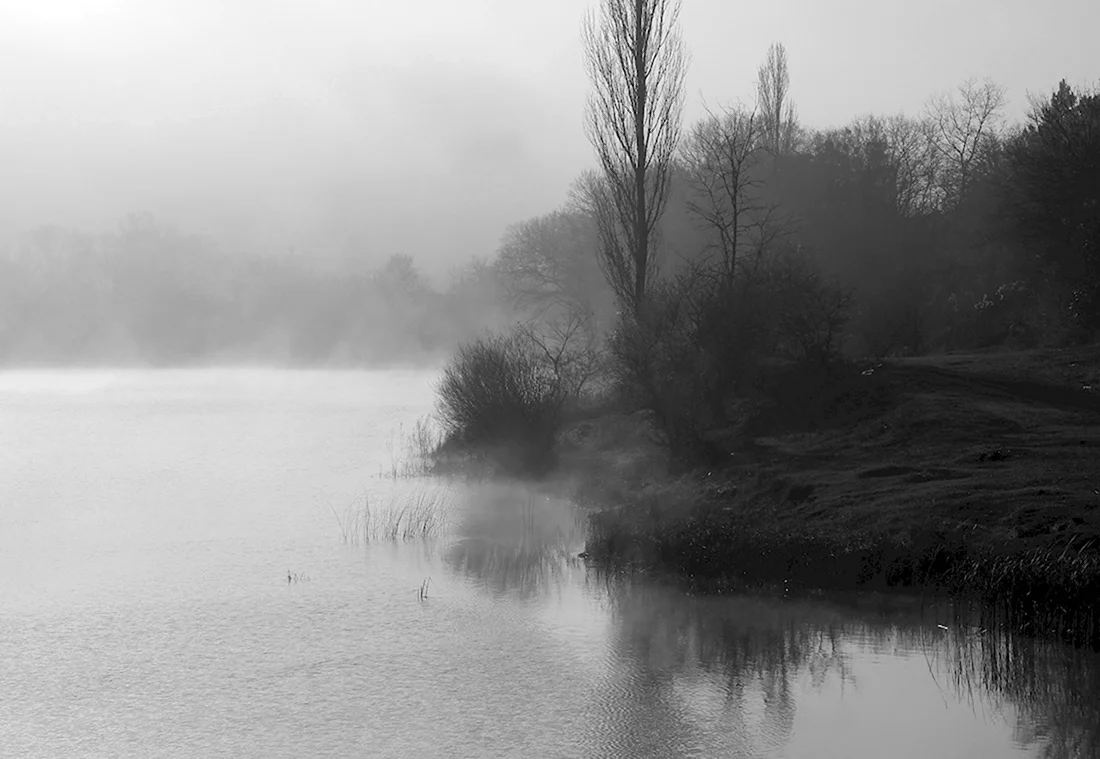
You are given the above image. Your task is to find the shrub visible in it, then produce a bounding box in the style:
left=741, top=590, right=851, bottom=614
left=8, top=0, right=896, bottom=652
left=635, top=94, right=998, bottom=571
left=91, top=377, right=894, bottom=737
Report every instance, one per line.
left=609, top=274, right=730, bottom=463
left=514, top=311, right=604, bottom=404
left=768, top=254, right=854, bottom=364
left=954, top=280, right=1039, bottom=349
left=435, top=329, right=566, bottom=476
left=856, top=278, right=933, bottom=358
left=607, top=253, right=853, bottom=465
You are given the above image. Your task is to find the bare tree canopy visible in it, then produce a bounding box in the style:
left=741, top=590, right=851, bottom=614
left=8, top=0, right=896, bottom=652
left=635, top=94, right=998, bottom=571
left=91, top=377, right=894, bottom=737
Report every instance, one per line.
left=925, top=77, right=1007, bottom=210
left=681, top=103, right=767, bottom=287
left=756, top=42, right=798, bottom=156
left=495, top=209, right=603, bottom=323
left=581, top=0, right=689, bottom=315
left=882, top=113, right=941, bottom=217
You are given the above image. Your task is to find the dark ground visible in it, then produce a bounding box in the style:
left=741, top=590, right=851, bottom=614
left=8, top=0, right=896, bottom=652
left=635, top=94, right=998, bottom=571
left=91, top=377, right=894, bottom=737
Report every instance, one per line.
left=557, top=344, right=1100, bottom=587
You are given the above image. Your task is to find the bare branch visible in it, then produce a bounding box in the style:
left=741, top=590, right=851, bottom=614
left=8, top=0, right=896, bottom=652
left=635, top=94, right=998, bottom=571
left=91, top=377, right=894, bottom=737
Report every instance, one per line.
left=924, top=77, right=1007, bottom=210
left=581, top=0, right=689, bottom=315
left=680, top=102, right=771, bottom=287
left=516, top=310, right=602, bottom=400
left=756, top=42, right=798, bottom=156
left=496, top=209, right=601, bottom=327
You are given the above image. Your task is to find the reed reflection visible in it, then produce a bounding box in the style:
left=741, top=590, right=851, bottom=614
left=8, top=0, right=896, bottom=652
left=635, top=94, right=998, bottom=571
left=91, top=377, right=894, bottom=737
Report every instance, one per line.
left=444, top=484, right=586, bottom=597
left=934, top=603, right=1100, bottom=759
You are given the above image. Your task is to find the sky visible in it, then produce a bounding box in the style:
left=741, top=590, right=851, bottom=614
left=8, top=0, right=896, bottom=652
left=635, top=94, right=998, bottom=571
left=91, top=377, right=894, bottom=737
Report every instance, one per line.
left=0, top=0, right=1096, bottom=273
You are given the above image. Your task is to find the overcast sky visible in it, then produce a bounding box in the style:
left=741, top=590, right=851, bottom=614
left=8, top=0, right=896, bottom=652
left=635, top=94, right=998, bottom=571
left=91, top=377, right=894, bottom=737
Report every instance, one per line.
left=0, top=0, right=1096, bottom=272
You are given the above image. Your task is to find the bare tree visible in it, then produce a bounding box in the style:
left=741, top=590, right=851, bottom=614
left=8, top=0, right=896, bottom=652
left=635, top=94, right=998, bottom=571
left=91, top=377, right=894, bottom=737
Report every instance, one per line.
left=581, top=0, right=689, bottom=315
left=883, top=113, right=941, bottom=217
left=680, top=103, right=768, bottom=288
left=495, top=209, right=602, bottom=326
left=756, top=42, right=797, bottom=156
left=925, top=78, right=1007, bottom=210
left=516, top=310, right=604, bottom=401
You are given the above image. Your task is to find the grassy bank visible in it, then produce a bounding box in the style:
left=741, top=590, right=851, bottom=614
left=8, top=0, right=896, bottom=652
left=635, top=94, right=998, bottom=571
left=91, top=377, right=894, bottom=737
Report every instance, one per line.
left=562, top=345, right=1100, bottom=648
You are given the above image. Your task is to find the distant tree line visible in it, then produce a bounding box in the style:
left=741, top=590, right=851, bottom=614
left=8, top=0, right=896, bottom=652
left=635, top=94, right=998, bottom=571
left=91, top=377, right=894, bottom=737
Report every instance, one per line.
left=0, top=214, right=512, bottom=366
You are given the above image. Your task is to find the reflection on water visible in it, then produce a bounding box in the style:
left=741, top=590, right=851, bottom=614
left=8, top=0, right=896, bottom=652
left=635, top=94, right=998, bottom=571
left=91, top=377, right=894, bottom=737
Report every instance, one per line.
left=446, top=484, right=587, bottom=598
left=2, top=370, right=1098, bottom=759
left=935, top=608, right=1100, bottom=759
left=596, top=582, right=853, bottom=757
left=444, top=481, right=1100, bottom=758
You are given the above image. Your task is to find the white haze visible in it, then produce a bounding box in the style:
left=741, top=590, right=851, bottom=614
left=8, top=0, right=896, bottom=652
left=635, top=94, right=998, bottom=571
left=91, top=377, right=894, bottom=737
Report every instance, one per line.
left=0, top=0, right=1095, bottom=273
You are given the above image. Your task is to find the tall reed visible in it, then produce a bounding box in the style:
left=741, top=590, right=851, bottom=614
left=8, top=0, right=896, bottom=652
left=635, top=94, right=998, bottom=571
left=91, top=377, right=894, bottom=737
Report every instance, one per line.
left=330, top=484, right=454, bottom=544
left=383, top=416, right=446, bottom=479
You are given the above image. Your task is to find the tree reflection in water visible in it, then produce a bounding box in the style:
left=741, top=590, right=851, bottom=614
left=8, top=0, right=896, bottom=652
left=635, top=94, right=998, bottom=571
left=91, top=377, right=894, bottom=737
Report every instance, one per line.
left=590, top=578, right=861, bottom=756
left=440, top=484, right=1100, bottom=757
left=598, top=582, right=1100, bottom=757
left=931, top=603, right=1100, bottom=759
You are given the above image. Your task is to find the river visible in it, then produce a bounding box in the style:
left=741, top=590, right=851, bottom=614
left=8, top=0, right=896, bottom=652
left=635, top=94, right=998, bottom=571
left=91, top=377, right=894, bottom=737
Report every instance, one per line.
left=1, top=369, right=1096, bottom=758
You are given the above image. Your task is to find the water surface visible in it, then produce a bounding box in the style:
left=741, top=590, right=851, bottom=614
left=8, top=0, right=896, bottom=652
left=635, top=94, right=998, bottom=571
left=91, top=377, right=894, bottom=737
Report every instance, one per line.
left=1, top=369, right=1096, bottom=758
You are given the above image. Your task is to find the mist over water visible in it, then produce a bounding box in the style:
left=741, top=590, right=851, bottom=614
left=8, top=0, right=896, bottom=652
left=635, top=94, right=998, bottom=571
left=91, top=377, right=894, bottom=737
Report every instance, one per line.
left=1, top=370, right=1094, bottom=758
left=2, top=0, right=1099, bottom=754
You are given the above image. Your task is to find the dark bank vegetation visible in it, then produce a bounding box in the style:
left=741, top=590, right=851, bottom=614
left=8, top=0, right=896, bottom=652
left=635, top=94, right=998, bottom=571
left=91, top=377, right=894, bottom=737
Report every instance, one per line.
left=430, top=0, right=1100, bottom=650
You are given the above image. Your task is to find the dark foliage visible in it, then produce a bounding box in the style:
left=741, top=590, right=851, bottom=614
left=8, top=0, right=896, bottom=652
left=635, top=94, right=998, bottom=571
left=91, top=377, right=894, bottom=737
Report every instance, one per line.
left=586, top=498, right=1100, bottom=651
left=607, top=251, right=853, bottom=464
left=435, top=330, right=567, bottom=476
left=1003, top=80, right=1100, bottom=332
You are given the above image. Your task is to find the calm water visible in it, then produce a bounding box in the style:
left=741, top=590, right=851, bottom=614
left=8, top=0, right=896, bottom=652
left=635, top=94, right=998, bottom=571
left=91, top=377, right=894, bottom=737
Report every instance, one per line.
left=1, top=369, right=1097, bottom=759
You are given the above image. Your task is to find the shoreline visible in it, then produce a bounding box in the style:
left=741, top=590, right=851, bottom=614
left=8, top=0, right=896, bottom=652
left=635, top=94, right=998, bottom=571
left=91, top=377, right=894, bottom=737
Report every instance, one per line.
left=542, top=345, right=1100, bottom=647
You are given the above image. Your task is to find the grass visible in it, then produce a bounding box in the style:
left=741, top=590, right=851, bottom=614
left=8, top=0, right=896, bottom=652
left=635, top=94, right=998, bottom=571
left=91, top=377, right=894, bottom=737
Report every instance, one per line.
left=569, top=344, right=1100, bottom=649
left=329, top=484, right=454, bottom=544
left=382, top=416, right=447, bottom=479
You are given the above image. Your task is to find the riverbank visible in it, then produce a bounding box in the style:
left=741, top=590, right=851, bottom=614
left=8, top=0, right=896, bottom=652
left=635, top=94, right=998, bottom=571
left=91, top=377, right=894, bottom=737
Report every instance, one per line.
left=554, top=345, right=1100, bottom=647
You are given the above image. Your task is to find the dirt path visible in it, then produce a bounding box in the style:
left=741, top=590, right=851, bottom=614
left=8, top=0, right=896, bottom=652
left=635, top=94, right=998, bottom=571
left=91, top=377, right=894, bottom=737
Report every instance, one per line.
left=890, top=362, right=1100, bottom=415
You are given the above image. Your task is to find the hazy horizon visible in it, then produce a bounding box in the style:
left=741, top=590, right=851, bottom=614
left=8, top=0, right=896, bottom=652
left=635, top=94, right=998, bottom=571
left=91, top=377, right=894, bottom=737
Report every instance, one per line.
left=1, top=0, right=1096, bottom=273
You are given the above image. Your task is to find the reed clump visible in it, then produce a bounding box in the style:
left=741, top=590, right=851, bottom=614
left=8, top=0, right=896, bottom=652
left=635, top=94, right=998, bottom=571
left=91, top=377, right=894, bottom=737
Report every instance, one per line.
left=945, top=540, right=1100, bottom=649
left=384, top=416, right=446, bottom=479
left=329, top=485, right=454, bottom=544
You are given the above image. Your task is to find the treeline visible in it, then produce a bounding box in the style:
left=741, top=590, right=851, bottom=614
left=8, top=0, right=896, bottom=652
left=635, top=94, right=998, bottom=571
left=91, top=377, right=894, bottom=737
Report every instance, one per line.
left=0, top=214, right=512, bottom=366
left=494, top=74, right=1100, bottom=360
left=433, top=20, right=1098, bottom=469
left=431, top=4, right=1100, bottom=656
left=3, top=67, right=1095, bottom=377
left=775, top=77, right=1098, bottom=354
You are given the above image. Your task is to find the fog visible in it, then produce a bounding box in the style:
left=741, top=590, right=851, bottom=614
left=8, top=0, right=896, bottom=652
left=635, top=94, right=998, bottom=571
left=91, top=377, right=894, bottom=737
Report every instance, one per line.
left=0, top=0, right=1095, bottom=365
left=0, top=0, right=597, bottom=264
left=3, top=5, right=1100, bottom=754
